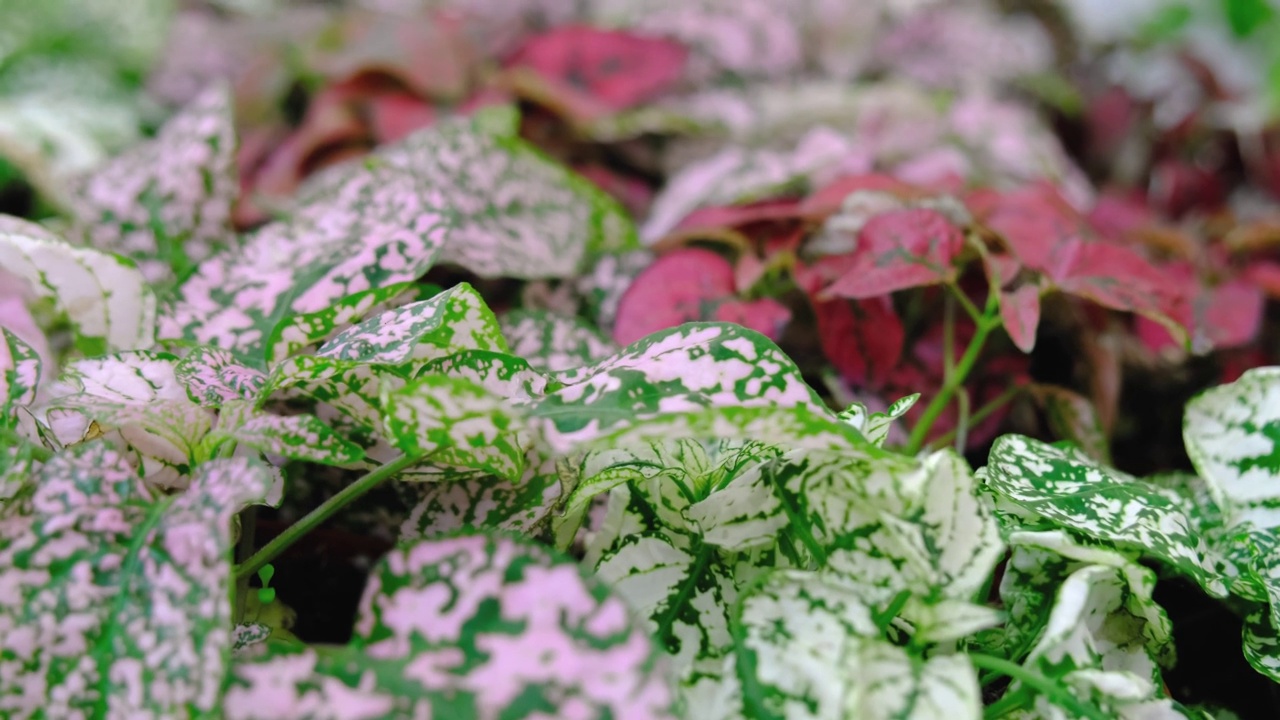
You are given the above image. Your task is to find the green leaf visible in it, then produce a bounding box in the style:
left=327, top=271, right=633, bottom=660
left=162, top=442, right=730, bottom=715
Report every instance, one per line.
left=1183, top=366, right=1280, bottom=531
left=0, top=445, right=273, bottom=717
left=223, top=532, right=675, bottom=719
left=500, top=308, right=617, bottom=372
left=981, top=434, right=1226, bottom=597
left=0, top=214, right=156, bottom=352
left=69, top=82, right=237, bottom=287
left=380, top=373, right=527, bottom=480
left=0, top=327, right=40, bottom=426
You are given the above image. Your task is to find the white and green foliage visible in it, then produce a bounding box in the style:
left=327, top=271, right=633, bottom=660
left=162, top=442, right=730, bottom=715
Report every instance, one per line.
left=224, top=532, right=675, bottom=720
left=0, top=444, right=274, bottom=718
left=0, top=214, right=156, bottom=356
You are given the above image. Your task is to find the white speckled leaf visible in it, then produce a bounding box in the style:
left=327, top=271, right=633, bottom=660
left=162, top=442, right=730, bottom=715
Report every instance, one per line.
left=230, top=623, right=272, bottom=657
left=860, top=394, right=920, bottom=448
left=69, top=83, right=236, bottom=286
left=416, top=350, right=556, bottom=406
left=223, top=532, right=675, bottom=720
left=732, top=568, right=981, bottom=720
left=1243, top=609, right=1280, bottom=683
left=0, top=214, right=156, bottom=354
left=1007, top=564, right=1184, bottom=718
left=981, top=434, right=1225, bottom=597
left=1184, top=366, right=1280, bottom=531
left=160, top=161, right=450, bottom=359
left=1, top=327, right=40, bottom=426
left=0, top=445, right=273, bottom=718
left=264, top=282, right=420, bottom=365
left=500, top=309, right=617, bottom=373
left=174, top=346, right=266, bottom=408
left=381, top=373, right=527, bottom=481
left=398, top=452, right=562, bottom=538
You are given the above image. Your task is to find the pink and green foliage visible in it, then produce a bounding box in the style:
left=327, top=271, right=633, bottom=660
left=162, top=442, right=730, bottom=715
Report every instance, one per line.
left=0, top=445, right=274, bottom=718
left=69, top=82, right=238, bottom=287
left=225, top=532, right=675, bottom=720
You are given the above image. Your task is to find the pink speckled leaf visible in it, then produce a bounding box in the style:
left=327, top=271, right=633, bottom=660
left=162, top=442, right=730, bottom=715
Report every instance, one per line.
left=0, top=444, right=273, bottom=718
left=500, top=309, right=618, bottom=373
left=1, top=328, right=41, bottom=427
left=0, top=215, right=156, bottom=354
left=175, top=346, right=267, bottom=408
left=265, top=282, right=422, bottom=365
left=216, top=401, right=364, bottom=468
left=69, top=83, right=237, bottom=286
left=223, top=532, right=675, bottom=720
left=821, top=208, right=965, bottom=299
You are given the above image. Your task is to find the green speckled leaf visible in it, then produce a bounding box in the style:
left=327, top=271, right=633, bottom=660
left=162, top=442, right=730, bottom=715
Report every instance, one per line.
left=1243, top=609, right=1280, bottom=683
left=1184, top=366, right=1280, bottom=531
left=174, top=346, right=266, bottom=408
left=69, top=83, right=236, bottom=286
left=381, top=373, right=527, bottom=480
left=0, top=445, right=273, bottom=718
left=217, top=400, right=364, bottom=467
left=500, top=309, right=617, bottom=372
left=223, top=532, right=675, bottom=720
left=398, top=452, right=562, bottom=538
left=416, top=349, right=556, bottom=405
left=0, top=214, right=156, bottom=353
left=846, top=643, right=980, bottom=720
left=981, top=434, right=1225, bottom=597
left=839, top=393, right=919, bottom=448
left=1, top=328, right=40, bottom=426
left=264, top=282, right=421, bottom=365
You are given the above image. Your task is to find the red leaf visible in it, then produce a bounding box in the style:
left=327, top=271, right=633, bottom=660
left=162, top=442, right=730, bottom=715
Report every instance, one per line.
left=574, top=163, right=654, bottom=217
left=821, top=208, right=964, bottom=299
left=1149, top=160, right=1226, bottom=218
left=612, top=247, right=737, bottom=345
left=1054, top=242, right=1187, bottom=334
left=368, top=92, right=439, bottom=143
left=980, top=252, right=1040, bottom=353
left=711, top=298, right=792, bottom=342
left=967, top=184, right=1087, bottom=273
left=1244, top=261, right=1280, bottom=298
left=505, top=25, right=687, bottom=122
left=800, top=174, right=921, bottom=218
left=811, top=295, right=904, bottom=387
left=1201, top=278, right=1264, bottom=349
left=672, top=199, right=802, bottom=237
left=1087, top=189, right=1153, bottom=242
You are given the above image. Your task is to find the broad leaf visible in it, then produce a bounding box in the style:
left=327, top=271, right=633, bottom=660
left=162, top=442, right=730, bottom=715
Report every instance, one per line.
left=380, top=373, right=527, bottom=480
left=821, top=209, right=965, bottom=299
left=69, top=82, right=237, bottom=286
left=265, top=282, right=422, bottom=365
left=0, top=215, right=156, bottom=354
left=218, top=401, right=364, bottom=468
left=224, top=532, right=675, bottom=719
left=0, top=445, right=272, bottom=718
left=175, top=346, right=266, bottom=408
left=1183, top=366, right=1280, bottom=530
left=0, top=328, right=40, bottom=426
left=500, top=309, right=617, bottom=372
left=981, top=435, right=1225, bottom=597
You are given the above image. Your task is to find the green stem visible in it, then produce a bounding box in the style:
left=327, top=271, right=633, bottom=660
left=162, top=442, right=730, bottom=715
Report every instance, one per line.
left=969, top=653, right=1110, bottom=720
left=927, top=385, right=1020, bottom=452
left=904, top=292, right=1000, bottom=456
left=872, top=589, right=911, bottom=635
left=234, top=453, right=420, bottom=581
left=983, top=687, right=1029, bottom=719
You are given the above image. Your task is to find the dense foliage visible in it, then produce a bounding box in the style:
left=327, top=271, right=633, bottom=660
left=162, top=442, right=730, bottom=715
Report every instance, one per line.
left=5, top=1, right=1280, bottom=718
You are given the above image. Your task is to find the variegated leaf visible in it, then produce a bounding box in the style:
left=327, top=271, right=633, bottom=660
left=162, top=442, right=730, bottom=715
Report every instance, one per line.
left=1, top=327, right=40, bottom=425
left=530, top=323, right=832, bottom=455
left=1006, top=564, right=1187, bottom=719
left=217, top=401, right=364, bottom=467
left=224, top=532, right=675, bottom=720
left=0, top=214, right=156, bottom=354
left=1183, top=366, right=1280, bottom=531
left=730, top=568, right=983, bottom=720
left=69, top=82, right=236, bottom=286
left=500, top=309, right=617, bottom=372
left=380, top=373, right=527, bottom=481
left=0, top=445, right=273, bottom=718
left=981, top=434, right=1226, bottom=597
left=399, top=452, right=563, bottom=538
left=1243, top=609, right=1280, bottom=683
left=416, top=350, right=556, bottom=405
left=264, top=282, right=422, bottom=365
left=160, top=160, right=450, bottom=359
left=174, top=346, right=266, bottom=408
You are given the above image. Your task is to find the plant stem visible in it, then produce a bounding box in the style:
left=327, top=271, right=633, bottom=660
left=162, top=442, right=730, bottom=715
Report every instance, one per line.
left=982, top=687, right=1029, bottom=719
left=969, top=653, right=1110, bottom=720
left=234, top=453, right=420, bottom=581
left=904, top=292, right=1000, bottom=456
left=927, top=385, right=1021, bottom=452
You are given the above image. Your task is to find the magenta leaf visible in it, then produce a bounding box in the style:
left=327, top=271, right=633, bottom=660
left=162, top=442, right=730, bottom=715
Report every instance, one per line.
left=613, top=247, right=736, bottom=345
left=1053, top=242, right=1189, bottom=347
left=505, top=25, right=688, bottom=121
left=821, top=208, right=965, bottom=299
left=967, top=185, right=1086, bottom=274
left=811, top=295, right=904, bottom=388
left=224, top=532, right=675, bottom=719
